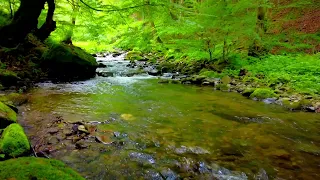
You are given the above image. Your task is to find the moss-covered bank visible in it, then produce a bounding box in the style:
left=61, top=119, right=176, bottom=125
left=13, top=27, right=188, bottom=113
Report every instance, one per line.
left=0, top=157, right=84, bottom=180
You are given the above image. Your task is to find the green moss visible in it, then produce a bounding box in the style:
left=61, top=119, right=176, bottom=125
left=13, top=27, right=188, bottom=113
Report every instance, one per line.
left=43, top=43, right=97, bottom=66
left=0, top=123, right=30, bottom=157
left=282, top=99, right=302, bottom=110
left=216, top=84, right=229, bottom=91
left=242, top=88, right=255, bottom=97
left=250, top=88, right=277, bottom=100
left=0, top=101, right=17, bottom=128
left=42, top=43, right=98, bottom=79
left=0, top=157, right=84, bottom=180
left=0, top=69, right=19, bottom=86
left=126, top=51, right=143, bottom=60
left=221, top=76, right=231, bottom=84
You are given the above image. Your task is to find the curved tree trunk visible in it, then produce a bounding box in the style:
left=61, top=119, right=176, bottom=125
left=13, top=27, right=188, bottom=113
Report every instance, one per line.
left=0, top=0, right=56, bottom=47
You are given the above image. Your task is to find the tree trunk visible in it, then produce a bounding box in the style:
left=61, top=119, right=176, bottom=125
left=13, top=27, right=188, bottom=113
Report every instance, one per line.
left=0, top=0, right=56, bottom=47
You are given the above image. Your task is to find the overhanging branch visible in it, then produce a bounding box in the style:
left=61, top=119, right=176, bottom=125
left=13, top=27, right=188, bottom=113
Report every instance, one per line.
left=79, top=0, right=166, bottom=12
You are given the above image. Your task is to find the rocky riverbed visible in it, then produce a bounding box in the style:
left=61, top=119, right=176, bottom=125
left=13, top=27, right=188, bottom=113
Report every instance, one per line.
left=18, top=53, right=320, bottom=179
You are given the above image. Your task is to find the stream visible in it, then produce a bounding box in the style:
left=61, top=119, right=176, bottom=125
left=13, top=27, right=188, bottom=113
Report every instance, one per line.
left=20, top=54, right=320, bottom=180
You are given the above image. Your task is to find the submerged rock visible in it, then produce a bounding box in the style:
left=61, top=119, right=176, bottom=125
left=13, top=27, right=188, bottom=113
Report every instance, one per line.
left=160, top=168, right=179, bottom=180
left=174, top=145, right=210, bottom=155
left=129, top=152, right=156, bottom=165
left=0, top=157, right=84, bottom=180
left=0, top=123, right=30, bottom=158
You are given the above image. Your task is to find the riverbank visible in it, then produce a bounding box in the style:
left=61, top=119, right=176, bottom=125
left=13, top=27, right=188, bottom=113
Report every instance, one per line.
left=0, top=35, right=97, bottom=179
left=100, top=50, right=320, bottom=113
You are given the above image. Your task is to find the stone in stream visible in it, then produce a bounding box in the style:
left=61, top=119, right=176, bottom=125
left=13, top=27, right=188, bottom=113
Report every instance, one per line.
left=174, top=145, right=210, bottom=155
left=144, top=170, right=163, bottom=180
left=96, top=71, right=114, bottom=77
left=78, top=125, right=88, bottom=133
left=147, top=69, right=161, bottom=76
left=129, top=152, right=155, bottom=165
left=47, top=127, right=59, bottom=134
left=75, top=139, right=89, bottom=149
left=98, top=63, right=107, bottom=68
left=254, top=169, right=269, bottom=180
left=95, top=135, right=113, bottom=145
left=160, top=168, right=179, bottom=180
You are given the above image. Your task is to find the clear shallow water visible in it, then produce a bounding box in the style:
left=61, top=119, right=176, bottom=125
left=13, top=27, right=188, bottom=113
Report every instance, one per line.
left=20, top=56, right=320, bottom=180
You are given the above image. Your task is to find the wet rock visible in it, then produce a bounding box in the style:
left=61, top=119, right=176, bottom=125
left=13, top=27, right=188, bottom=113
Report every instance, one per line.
left=160, top=168, right=179, bottom=180
left=72, top=124, right=79, bottom=132
left=189, top=147, right=210, bottom=154
left=85, top=124, right=97, bottom=134
left=174, top=146, right=210, bottom=155
left=129, top=152, right=155, bottom=165
left=255, top=169, right=269, bottom=180
left=47, top=136, right=59, bottom=145
left=98, top=63, right=107, bottom=68
left=63, top=128, right=73, bottom=136
left=75, top=139, right=89, bottom=149
left=95, top=135, right=113, bottom=145
left=263, top=98, right=277, bottom=105
left=78, top=125, right=88, bottom=133
left=47, top=127, right=59, bottom=134
left=113, top=132, right=121, bottom=137
left=92, top=54, right=97, bottom=57
left=175, top=146, right=188, bottom=154
left=56, top=133, right=66, bottom=141
left=148, top=69, right=160, bottom=76
left=144, top=170, right=163, bottom=180
left=96, top=71, right=114, bottom=77
left=176, top=157, right=195, bottom=173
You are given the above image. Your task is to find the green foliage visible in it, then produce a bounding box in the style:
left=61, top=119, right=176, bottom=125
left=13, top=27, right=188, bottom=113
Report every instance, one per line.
left=0, top=157, right=84, bottom=180
left=244, top=54, right=320, bottom=94
left=0, top=123, right=30, bottom=157
left=250, top=88, right=277, bottom=99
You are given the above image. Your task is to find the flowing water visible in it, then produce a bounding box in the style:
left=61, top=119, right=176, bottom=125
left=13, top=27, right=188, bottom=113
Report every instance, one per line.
left=20, top=54, right=320, bottom=180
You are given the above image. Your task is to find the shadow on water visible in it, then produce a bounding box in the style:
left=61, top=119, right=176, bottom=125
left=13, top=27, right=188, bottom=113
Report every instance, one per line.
left=19, top=55, right=320, bottom=179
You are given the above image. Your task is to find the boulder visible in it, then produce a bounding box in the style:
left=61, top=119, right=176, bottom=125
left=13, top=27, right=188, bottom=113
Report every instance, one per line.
left=0, top=157, right=84, bottom=180
left=250, top=88, right=277, bottom=100
left=0, top=123, right=30, bottom=157
left=42, top=43, right=98, bottom=80
left=0, top=70, right=20, bottom=87
left=0, top=101, right=17, bottom=128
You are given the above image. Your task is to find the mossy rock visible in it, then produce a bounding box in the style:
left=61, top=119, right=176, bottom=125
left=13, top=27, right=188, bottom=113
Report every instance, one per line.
left=250, top=88, right=277, bottom=100
left=216, top=84, right=229, bottom=91
left=42, top=43, right=98, bottom=80
left=0, top=123, right=30, bottom=157
left=242, top=88, right=255, bottom=97
left=221, top=76, right=231, bottom=84
left=281, top=99, right=302, bottom=110
left=0, top=157, right=84, bottom=180
left=126, top=51, right=144, bottom=61
left=0, top=69, right=20, bottom=87
left=0, top=101, right=17, bottom=128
